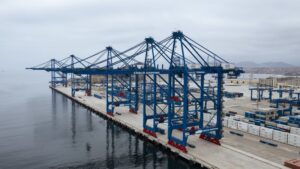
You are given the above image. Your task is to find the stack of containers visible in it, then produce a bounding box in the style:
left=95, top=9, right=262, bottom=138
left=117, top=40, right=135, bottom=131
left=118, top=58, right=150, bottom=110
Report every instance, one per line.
left=278, top=116, right=289, bottom=124
left=288, top=116, right=300, bottom=127
left=254, top=119, right=265, bottom=126
left=277, top=123, right=290, bottom=132
left=276, top=108, right=289, bottom=117
left=255, top=111, right=267, bottom=120
left=274, top=119, right=288, bottom=125
left=244, top=112, right=255, bottom=120
left=265, top=121, right=277, bottom=128
left=255, top=108, right=277, bottom=121
left=265, top=121, right=281, bottom=130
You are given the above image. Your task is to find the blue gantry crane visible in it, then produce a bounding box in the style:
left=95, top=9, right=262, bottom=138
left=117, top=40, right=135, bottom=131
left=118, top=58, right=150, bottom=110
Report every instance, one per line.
left=28, top=58, right=68, bottom=87
left=27, top=31, right=243, bottom=153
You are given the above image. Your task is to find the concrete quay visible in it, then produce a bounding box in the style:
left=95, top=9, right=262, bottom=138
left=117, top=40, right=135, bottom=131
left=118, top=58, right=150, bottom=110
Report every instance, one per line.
left=51, top=86, right=289, bottom=169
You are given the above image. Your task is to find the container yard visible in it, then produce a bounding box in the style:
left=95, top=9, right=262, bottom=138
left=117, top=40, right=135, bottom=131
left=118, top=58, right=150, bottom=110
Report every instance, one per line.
left=26, top=31, right=300, bottom=169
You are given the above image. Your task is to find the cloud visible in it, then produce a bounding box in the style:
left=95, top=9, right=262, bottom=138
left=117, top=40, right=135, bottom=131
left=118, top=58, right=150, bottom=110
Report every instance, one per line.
left=0, top=0, right=300, bottom=70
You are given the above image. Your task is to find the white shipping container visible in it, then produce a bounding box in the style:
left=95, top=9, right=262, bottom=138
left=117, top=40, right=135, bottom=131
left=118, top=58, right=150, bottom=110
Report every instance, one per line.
left=223, top=118, right=228, bottom=127
left=228, top=119, right=238, bottom=129
left=260, top=127, right=273, bottom=139
left=290, top=127, right=300, bottom=135
left=288, top=133, right=300, bottom=147
left=277, top=124, right=290, bottom=130
left=237, top=121, right=248, bottom=132
left=273, top=130, right=288, bottom=143
left=210, top=117, right=217, bottom=125
left=241, top=118, right=249, bottom=123
left=204, top=113, right=211, bottom=122
left=248, top=124, right=260, bottom=136
left=229, top=115, right=244, bottom=121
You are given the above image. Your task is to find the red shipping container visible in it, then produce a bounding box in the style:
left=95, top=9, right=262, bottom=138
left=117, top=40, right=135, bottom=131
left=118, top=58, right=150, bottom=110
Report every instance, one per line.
left=284, top=159, right=300, bottom=169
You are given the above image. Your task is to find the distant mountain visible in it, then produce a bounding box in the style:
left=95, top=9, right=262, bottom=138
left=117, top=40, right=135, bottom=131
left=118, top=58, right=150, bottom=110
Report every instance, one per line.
left=236, top=61, right=296, bottom=68
left=236, top=61, right=260, bottom=68
left=262, top=62, right=295, bottom=68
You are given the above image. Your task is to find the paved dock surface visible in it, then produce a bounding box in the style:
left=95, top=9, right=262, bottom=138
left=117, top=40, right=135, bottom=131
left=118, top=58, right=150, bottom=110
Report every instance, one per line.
left=52, top=86, right=292, bottom=169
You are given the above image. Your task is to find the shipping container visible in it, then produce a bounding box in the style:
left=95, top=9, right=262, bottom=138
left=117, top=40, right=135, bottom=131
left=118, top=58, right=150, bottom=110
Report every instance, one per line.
left=237, top=121, right=248, bottom=132
left=273, top=130, right=288, bottom=143
left=228, top=119, right=238, bottom=129
left=260, top=127, right=273, bottom=139
left=277, top=123, right=290, bottom=131
left=288, top=133, right=300, bottom=147
left=223, top=118, right=228, bottom=127
left=291, top=127, right=300, bottom=136
left=248, top=124, right=260, bottom=136
left=284, top=159, right=300, bottom=169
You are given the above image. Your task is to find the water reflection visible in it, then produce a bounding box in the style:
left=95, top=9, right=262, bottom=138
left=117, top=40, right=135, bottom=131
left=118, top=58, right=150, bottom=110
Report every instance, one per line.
left=51, top=90, right=57, bottom=127
left=86, top=110, right=93, bottom=132
left=47, top=90, right=202, bottom=169
left=0, top=73, right=204, bottom=169
left=71, top=101, right=76, bottom=144
left=62, top=95, right=68, bottom=114
left=106, top=122, right=115, bottom=169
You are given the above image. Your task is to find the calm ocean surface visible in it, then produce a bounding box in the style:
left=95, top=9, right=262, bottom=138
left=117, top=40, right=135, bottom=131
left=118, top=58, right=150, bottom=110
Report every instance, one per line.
left=0, top=71, right=201, bottom=169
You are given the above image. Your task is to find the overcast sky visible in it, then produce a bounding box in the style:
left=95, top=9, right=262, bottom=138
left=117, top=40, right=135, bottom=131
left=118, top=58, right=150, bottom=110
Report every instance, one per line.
left=0, top=0, right=299, bottom=70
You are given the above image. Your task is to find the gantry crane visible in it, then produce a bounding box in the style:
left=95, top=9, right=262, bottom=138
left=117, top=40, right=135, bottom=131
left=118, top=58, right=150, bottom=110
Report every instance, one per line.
left=27, top=31, right=244, bottom=153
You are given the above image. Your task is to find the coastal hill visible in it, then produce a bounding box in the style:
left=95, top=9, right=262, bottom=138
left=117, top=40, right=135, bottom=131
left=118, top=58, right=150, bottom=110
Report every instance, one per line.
left=235, top=61, right=300, bottom=75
